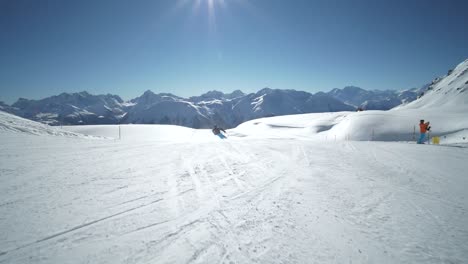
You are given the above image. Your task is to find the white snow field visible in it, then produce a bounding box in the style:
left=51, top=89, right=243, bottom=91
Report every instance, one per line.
left=1, top=111, right=468, bottom=264
left=1, top=60, right=468, bottom=264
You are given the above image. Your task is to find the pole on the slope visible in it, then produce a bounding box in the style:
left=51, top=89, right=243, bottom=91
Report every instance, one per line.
left=413, top=125, right=415, bottom=141
left=119, top=124, right=121, bottom=140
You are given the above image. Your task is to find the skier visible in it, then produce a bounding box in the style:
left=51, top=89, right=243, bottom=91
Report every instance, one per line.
left=212, top=125, right=227, bottom=139
left=417, top=119, right=431, bottom=144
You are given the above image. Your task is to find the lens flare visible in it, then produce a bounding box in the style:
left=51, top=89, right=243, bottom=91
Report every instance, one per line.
left=173, top=0, right=256, bottom=30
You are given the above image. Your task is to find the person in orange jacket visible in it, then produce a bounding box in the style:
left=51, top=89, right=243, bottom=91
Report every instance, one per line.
left=417, top=119, right=431, bottom=144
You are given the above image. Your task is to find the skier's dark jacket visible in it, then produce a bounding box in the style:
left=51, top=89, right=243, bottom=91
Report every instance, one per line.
left=212, top=127, right=226, bottom=135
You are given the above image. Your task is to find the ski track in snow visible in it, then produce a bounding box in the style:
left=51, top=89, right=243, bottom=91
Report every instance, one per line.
left=1, top=132, right=468, bottom=263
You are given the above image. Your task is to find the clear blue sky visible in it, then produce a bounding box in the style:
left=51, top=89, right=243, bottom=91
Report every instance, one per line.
left=0, top=0, right=467, bottom=104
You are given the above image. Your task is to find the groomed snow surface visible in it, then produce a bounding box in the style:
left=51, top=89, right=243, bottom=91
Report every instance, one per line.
left=1, top=106, right=468, bottom=264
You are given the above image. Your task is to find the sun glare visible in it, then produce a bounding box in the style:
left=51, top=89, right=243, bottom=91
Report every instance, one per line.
left=174, top=0, right=220, bottom=31
left=172, top=0, right=254, bottom=34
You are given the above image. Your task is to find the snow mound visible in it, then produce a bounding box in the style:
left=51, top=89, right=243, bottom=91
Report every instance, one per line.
left=232, top=108, right=468, bottom=144
left=0, top=110, right=91, bottom=138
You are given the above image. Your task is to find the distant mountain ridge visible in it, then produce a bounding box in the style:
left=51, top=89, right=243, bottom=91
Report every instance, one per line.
left=11, top=91, right=126, bottom=125
left=327, top=86, right=425, bottom=110
left=119, top=88, right=358, bottom=128
left=1, top=86, right=426, bottom=128
left=4, top=57, right=466, bottom=129
left=8, top=58, right=468, bottom=129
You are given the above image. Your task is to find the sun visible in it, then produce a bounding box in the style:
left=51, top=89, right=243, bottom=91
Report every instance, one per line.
left=172, top=0, right=254, bottom=33
left=174, top=0, right=229, bottom=31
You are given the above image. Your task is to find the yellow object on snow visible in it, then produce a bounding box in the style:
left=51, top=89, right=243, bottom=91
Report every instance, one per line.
left=432, top=136, right=440, bottom=145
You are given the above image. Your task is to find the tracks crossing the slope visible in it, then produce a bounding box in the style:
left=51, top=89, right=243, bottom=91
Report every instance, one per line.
left=1, top=136, right=468, bottom=263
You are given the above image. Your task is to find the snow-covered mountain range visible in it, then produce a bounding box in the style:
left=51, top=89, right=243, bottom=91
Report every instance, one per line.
left=2, top=86, right=424, bottom=128
left=10, top=91, right=126, bottom=126
left=2, top=60, right=464, bottom=128
left=2, top=55, right=467, bottom=143
left=328, top=85, right=426, bottom=110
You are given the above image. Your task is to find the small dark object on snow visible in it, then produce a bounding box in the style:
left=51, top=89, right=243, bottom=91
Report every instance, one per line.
left=212, top=125, right=226, bottom=135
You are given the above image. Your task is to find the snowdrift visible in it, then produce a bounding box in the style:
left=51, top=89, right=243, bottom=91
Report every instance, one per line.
left=0, top=110, right=89, bottom=138
left=231, top=110, right=468, bottom=144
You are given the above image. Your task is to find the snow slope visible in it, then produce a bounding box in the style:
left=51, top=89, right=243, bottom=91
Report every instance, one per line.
left=1, top=108, right=468, bottom=264
left=63, top=124, right=213, bottom=142
left=396, top=59, right=468, bottom=111
left=0, top=110, right=92, bottom=138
